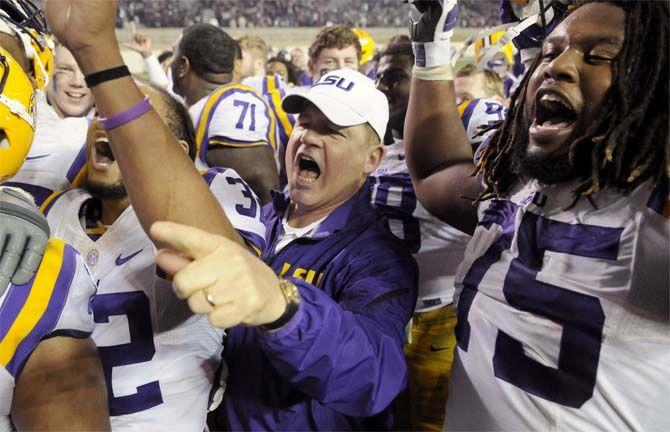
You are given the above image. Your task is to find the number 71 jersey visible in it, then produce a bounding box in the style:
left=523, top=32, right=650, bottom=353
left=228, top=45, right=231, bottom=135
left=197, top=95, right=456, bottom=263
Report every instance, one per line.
left=189, top=83, right=276, bottom=171
left=446, top=179, right=670, bottom=431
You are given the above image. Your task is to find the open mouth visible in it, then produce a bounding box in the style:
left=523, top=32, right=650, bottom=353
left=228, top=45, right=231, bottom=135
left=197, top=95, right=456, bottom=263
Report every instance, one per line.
left=534, top=90, right=578, bottom=129
left=93, top=135, right=115, bottom=167
left=297, top=153, right=321, bottom=183
left=65, top=90, right=87, bottom=100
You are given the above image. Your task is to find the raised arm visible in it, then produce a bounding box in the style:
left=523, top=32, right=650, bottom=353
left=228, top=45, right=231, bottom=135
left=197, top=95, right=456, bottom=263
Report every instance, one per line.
left=44, top=0, right=241, bottom=246
left=404, top=0, right=480, bottom=234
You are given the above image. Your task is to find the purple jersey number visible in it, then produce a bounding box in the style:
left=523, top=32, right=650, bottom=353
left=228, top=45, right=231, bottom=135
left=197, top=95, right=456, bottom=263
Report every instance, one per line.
left=371, top=173, right=421, bottom=253
left=91, top=291, right=163, bottom=416
left=456, top=199, right=623, bottom=408
left=226, top=176, right=258, bottom=218
left=233, top=99, right=257, bottom=131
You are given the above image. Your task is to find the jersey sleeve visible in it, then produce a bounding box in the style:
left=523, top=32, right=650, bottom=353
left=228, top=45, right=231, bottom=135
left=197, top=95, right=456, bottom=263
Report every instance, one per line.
left=194, top=85, right=277, bottom=163
left=201, top=168, right=267, bottom=257
left=458, top=98, right=506, bottom=151
left=0, top=238, right=95, bottom=379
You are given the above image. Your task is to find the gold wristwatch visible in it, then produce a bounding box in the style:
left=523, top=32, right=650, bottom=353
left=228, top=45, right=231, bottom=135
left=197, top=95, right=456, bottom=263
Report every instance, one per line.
left=261, top=278, right=301, bottom=331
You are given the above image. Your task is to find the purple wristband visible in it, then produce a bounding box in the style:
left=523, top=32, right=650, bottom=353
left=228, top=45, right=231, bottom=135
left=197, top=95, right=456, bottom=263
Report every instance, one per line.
left=99, top=96, right=152, bottom=130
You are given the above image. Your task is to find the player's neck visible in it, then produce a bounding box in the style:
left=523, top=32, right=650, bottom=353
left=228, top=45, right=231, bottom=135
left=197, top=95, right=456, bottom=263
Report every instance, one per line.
left=189, top=76, right=232, bottom=106
left=100, top=197, right=131, bottom=226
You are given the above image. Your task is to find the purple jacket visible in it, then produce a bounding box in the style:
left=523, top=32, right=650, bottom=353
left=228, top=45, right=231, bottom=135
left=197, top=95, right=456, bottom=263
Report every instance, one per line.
left=216, top=185, right=418, bottom=430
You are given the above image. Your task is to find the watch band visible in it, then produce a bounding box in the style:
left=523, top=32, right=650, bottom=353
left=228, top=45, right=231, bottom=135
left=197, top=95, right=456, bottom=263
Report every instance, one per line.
left=260, top=278, right=301, bottom=331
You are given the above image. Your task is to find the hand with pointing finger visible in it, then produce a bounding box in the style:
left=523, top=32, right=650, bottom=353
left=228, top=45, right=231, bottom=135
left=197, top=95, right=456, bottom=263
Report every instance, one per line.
left=122, top=22, right=152, bottom=59
left=151, top=221, right=288, bottom=329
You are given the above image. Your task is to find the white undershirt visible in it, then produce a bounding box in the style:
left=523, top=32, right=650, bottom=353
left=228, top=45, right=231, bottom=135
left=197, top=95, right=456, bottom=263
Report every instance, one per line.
left=274, top=215, right=326, bottom=253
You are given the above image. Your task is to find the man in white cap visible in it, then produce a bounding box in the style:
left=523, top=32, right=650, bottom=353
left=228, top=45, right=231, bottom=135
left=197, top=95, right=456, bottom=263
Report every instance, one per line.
left=41, top=1, right=417, bottom=426
left=192, top=67, right=419, bottom=430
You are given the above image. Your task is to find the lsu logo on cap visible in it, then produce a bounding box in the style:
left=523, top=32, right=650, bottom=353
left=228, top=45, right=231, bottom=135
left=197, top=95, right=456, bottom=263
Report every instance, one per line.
left=314, top=75, right=355, bottom=91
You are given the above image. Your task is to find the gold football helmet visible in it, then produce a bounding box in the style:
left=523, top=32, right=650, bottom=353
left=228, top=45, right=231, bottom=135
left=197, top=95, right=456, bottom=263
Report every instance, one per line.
left=0, top=46, right=36, bottom=182
left=353, top=28, right=375, bottom=65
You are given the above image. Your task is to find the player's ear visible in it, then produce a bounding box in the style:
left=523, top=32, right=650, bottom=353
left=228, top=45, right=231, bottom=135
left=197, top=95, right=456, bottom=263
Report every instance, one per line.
left=177, top=56, right=189, bottom=78
left=177, top=140, right=189, bottom=155
left=308, top=58, right=315, bottom=78
left=364, top=143, right=385, bottom=175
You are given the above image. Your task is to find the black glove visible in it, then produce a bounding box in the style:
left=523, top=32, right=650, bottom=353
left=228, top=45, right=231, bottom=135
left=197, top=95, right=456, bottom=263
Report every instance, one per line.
left=0, top=186, right=50, bottom=295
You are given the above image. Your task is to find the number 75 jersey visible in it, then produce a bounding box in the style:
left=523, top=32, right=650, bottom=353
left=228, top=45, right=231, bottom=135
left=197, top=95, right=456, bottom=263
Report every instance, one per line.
left=446, top=179, right=670, bottom=431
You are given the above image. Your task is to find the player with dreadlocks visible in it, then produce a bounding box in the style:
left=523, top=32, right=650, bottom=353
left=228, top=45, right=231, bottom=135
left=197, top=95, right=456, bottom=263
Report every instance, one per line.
left=404, top=0, right=668, bottom=430
left=480, top=0, right=669, bottom=205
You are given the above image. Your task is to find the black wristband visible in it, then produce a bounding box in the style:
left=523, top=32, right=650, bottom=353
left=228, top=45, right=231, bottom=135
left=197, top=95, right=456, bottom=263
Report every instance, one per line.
left=84, top=65, right=131, bottom=88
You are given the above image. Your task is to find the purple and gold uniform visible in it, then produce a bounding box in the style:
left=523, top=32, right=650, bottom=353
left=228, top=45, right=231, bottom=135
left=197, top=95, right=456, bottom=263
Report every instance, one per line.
left=214, top=184, right=418, bottom=430
left=447, top=179, right=670, bottom=431
left=0, top=238, right=96, bottom=425
left=457, top=98, right=506, bottom=151
left=242, top=74, right=297, bottom=155
left=189, top=83, right=277, bottom=172
left=41, top=168, right=265, bottom=431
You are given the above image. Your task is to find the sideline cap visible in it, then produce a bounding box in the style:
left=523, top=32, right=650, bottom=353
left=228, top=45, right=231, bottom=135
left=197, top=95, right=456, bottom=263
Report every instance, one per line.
left=282, top=68, right=389, bottom=141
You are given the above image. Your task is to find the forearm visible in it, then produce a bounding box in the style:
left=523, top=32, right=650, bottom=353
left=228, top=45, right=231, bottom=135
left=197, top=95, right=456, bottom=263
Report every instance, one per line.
left=72, top=42, right=241, bottom=246
left=258, top=281, right=409, bottom=417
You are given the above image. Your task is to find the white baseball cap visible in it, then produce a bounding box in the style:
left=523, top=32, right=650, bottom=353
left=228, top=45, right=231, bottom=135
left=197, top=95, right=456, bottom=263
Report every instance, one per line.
left=282, top=68, right=389, bottom=142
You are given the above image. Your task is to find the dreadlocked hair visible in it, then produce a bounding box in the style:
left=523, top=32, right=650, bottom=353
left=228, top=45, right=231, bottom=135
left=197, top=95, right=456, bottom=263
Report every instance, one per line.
left=475, top=0, right=669, bottom=204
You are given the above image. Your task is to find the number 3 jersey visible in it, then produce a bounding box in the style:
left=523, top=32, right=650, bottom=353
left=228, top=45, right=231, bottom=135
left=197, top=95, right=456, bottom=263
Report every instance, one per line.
left=42, top=168, right=266, bottom=431
left=446, top=178, right=670, bottom=431
left=1, top=238, right=96, bottom=426
left=189, top=83, right=277, bottom=172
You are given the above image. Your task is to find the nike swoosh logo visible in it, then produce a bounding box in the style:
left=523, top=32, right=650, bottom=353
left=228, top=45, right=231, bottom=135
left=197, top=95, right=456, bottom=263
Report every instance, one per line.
left=115, top=249, right=143, bottom=266
left=26, top=154, right=51, bottom=160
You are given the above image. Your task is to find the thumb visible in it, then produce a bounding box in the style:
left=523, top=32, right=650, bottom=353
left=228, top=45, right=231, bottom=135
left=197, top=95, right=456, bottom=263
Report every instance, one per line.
left=130, top=20, right=137, bottom=36
left=150, top=221, right=226, bottom=260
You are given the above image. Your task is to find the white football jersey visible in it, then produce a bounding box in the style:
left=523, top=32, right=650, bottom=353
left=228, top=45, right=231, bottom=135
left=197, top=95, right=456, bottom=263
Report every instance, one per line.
left=189, top=83, right=277, bottom=172
left=242, top=74, right=297, bottom=163
left=371, top=140, right=471, bottom=311
left=0, top=238, right=96, bottom=430
left=7, top=93, right=90, bottom=206
left=43, top=168, right=266, bottom=431
left=446, top=178, right=670, bottom=431
left=457, top=98, right=506, bottom=150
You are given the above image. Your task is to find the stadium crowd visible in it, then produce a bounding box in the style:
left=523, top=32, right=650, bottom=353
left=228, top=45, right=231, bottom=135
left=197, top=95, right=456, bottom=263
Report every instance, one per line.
left=0, top=0, right=668, bottom=431
left=114, top=0, right=498, bottom=28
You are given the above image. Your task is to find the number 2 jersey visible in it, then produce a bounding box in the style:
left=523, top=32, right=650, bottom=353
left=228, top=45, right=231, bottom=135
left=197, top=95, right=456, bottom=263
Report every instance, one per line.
left=446, top=178, right=670, bottom=431
left=42, top=168, right=266, bottom=431
left=189, top=83, right=277, bottom=171
left=0, top=237, right=96, bottom=428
